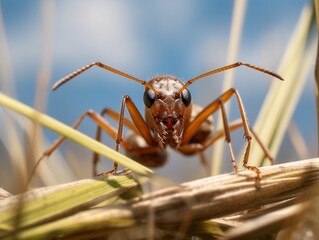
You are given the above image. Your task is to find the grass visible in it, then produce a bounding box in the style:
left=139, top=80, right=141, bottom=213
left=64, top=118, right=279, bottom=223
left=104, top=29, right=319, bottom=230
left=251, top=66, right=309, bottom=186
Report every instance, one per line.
left=0, top=170, right=141, bottom=239
left=0, top=158, right=318, bottom=239
left=0, top=1, right=318, bottom=240
left=211, top=0, right=248, bottom=175
left=0, top=92, right=153, bottom=178
left=246, top=3, right=317, bottom=167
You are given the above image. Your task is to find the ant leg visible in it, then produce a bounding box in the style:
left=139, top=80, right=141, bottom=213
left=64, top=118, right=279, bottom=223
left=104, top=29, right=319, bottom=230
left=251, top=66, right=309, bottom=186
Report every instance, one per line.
left=218, top=99, right=238, bottom=173
left=96, top=95, right=157, bottom=175
left=179, top=120, right=241, bottom=175
left=27, top=111, right=96, bottom=186
left=92, top=108, right=139, bottom=176
left=227, top=90, right=261, bottom=178
left=180, top=119, right=273, bottom=161
left=180, top=119, right=273, bottom=175
left=27, top=109, right=139, bottom=185
left=179, top=120, right=244, bottom=154
left=182, top=88, right=262, bottom=179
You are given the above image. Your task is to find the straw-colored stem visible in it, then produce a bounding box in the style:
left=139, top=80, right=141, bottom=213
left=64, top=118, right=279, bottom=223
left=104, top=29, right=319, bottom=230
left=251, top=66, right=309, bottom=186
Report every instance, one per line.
left=211, top=0, right=247, bottom=175
left=1, top=158, right=317, bottom=240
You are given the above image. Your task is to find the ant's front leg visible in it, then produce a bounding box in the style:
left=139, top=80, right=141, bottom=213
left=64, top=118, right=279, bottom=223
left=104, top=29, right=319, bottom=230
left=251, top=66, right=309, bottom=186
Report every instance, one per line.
left=181, top=88, right=266, bottom=179
left=93, top=108, right=167, bottom=175
left=92, top=108, right=138, bottom=176
left=179, top=119, right=273, bottom=176
left=28, top=99, right=157, bottom=186
left=94, top=95, right=158, bottom=175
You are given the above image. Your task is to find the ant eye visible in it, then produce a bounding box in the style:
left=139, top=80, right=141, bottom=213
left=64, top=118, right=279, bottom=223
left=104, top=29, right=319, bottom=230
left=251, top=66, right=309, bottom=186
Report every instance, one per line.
left=181, top=89, right=191, bottom=107
left=143, top=89, right=156, bottom=108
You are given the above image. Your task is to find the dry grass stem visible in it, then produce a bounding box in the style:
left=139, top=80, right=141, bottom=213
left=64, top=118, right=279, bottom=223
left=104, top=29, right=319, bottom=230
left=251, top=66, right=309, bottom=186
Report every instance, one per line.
left=1, top=158, right=317, bottom=239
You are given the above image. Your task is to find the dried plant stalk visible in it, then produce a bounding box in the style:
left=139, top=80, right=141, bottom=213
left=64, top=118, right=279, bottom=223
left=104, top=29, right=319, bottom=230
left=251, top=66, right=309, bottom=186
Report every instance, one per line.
left=2, top=158, right=317, bottom=240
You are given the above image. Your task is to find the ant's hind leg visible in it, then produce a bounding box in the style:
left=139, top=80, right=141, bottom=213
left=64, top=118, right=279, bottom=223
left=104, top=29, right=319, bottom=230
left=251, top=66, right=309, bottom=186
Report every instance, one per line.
left=27, top=110, right=124, bottom=186
left=182, top=88, right=262, bottom=179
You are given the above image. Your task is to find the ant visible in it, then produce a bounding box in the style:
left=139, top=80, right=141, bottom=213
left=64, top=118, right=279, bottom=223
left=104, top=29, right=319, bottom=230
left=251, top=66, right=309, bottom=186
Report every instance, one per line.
left=36, top=61, right=283, bottom=180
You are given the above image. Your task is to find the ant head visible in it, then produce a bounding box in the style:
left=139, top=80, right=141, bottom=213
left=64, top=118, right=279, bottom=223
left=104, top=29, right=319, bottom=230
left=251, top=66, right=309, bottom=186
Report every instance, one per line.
left=143, top=76, right=192, bottom=148
left=143, top=75, right=191, bottom=109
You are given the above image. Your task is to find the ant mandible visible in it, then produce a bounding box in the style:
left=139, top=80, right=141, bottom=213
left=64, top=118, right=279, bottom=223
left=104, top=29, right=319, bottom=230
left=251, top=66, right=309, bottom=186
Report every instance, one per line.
left=39, top=61, right=283, bottom=179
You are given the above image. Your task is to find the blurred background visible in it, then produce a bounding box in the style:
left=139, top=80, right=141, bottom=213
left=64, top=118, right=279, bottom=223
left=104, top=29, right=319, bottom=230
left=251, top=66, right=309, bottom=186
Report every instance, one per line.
left=0, top=0, right=317, bottom=193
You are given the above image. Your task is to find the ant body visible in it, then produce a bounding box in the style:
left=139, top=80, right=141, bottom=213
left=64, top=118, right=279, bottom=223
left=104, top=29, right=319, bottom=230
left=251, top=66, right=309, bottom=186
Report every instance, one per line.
left=40, top=61, right=283, bottom=178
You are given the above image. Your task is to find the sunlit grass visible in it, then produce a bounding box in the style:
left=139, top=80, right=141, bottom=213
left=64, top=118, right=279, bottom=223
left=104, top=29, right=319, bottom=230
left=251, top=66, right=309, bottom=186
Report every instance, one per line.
left=246, top=4, right=316, bottom=167
left=0, top=1, right=318, bottom=240
left=0, top=92, right=154, bottom=178
left=211, top=0, right=247, bottom=175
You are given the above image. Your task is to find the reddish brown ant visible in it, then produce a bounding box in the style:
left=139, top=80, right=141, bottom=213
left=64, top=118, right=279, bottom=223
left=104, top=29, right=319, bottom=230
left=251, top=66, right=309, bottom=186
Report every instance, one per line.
left=38, top=61, right=283, bottom=179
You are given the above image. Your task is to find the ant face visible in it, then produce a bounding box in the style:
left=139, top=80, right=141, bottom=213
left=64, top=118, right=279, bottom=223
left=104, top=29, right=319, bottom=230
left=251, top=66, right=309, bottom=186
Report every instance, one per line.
left=143, top=76, right=192, bottom=148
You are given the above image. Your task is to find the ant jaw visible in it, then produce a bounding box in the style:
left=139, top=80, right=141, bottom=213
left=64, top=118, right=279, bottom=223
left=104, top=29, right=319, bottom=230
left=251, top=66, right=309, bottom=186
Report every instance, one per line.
left=161, top=116, right=178, bottom=130
left=153, top=115, right=184, bottom=149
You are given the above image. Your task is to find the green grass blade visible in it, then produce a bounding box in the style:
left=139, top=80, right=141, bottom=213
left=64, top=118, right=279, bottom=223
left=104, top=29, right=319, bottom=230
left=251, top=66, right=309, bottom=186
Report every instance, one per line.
left=0, top=92, right=153, bottom=176
left=0, top=170, right=139, bottom=236
left=211, top=0, right=247, bottom=175
left=244, top=3, right=315, bottom=167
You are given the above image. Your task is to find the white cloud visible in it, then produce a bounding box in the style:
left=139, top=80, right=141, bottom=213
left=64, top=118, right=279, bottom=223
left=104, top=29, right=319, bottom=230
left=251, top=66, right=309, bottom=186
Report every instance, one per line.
left=55, top=1, right=149, bottom=72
